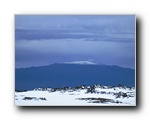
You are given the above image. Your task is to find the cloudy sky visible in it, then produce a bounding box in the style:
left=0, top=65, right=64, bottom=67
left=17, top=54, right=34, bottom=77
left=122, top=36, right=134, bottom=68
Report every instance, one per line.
left=15, top=15, right=135, bottom=69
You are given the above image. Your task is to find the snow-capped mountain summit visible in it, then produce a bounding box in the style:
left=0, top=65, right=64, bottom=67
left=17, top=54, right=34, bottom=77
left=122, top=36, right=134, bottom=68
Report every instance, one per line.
left=64, top=61, right=96, bottom=65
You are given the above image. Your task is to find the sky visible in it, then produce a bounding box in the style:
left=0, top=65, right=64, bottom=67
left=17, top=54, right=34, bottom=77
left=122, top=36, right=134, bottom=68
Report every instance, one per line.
left=15, top=15, right=135, bottom=69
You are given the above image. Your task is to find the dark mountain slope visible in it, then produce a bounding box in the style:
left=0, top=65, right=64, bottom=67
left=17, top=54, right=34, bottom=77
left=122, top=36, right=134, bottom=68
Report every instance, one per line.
left=15, top=64, right=135, bottom=90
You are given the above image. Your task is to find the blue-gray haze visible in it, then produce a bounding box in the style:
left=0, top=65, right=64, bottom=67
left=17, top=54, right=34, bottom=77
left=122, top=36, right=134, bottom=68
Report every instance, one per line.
left=15, top=15, right=135, bottom=69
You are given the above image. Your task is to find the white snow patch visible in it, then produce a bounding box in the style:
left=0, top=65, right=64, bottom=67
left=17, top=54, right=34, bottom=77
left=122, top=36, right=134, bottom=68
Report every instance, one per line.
left=64, top=61, right=96, bottom=65
left=15, top=85, right=135, bottom=106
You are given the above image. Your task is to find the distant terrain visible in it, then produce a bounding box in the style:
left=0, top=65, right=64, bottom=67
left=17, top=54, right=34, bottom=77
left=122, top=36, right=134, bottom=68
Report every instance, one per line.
left=15, top=63, right=135, bottom=90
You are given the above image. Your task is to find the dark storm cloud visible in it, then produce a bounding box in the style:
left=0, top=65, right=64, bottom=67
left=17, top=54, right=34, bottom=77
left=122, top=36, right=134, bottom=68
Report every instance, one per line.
left=15, top=15, right=135, bottom=68
left=15, top=15, right=135, bottom=41
left=15, top=15, right=135, bottom=31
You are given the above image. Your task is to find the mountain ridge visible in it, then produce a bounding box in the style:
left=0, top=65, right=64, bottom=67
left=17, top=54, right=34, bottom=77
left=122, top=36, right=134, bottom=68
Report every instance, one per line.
left=15, top=63, right=135, bottom=90
left=16, top=62, right=135, bottom=70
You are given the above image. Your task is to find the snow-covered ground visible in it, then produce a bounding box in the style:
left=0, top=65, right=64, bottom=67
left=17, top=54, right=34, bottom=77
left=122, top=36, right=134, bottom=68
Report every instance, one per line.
left=15, top=85, right=135, bottom=106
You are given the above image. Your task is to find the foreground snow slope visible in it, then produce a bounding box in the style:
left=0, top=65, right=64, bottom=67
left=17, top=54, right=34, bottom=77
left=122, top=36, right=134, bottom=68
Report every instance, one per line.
left=15, top=84, right=135, bottom=106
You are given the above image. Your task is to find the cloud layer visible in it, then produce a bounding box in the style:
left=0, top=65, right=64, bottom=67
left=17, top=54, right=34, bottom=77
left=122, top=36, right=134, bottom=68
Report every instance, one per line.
left=15, top=15, right=135, bottom=68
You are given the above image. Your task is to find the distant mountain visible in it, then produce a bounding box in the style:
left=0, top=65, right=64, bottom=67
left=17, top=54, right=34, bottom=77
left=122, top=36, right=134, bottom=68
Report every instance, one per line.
left=64, top=61, right=96, bottom=65
left=15, top=63, right=135, bottom=90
